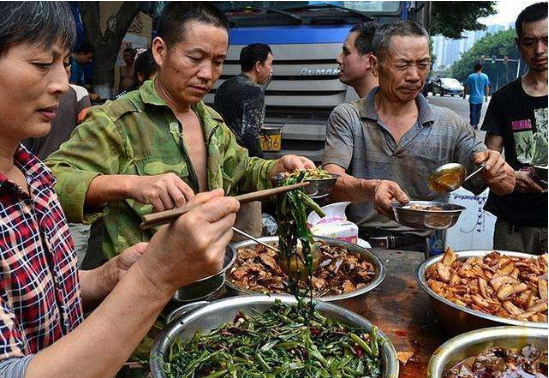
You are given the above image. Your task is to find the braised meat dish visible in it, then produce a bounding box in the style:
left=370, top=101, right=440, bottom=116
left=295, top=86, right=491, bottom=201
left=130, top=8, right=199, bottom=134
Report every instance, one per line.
left=426, top=249, right=548, bottom=322
left=228, top=241, right=376, bottom=297
left=444, top=344, right=548, bottom=378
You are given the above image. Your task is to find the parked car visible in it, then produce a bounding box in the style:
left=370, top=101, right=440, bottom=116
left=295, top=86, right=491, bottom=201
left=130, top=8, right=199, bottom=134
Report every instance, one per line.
left=432, top=78, right=464, bottom=97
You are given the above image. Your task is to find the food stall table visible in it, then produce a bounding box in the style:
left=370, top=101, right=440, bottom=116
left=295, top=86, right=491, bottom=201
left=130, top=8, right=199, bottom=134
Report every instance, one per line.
left=162, top=248, right=449, bottom=377
left=338, top=248, right=448, bottom=377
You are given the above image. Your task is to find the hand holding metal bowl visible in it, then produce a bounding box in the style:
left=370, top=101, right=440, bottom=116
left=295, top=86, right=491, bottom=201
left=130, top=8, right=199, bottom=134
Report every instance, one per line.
left=391, top=201, right=466, bottom=230
left=272, top=168, right=339, bottom=199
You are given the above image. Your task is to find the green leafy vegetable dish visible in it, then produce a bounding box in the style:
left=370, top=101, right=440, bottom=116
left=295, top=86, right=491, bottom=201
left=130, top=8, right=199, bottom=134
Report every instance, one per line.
left=162, top=171, right=384, bottom=378
left=163, top=301, right=384, bottom=378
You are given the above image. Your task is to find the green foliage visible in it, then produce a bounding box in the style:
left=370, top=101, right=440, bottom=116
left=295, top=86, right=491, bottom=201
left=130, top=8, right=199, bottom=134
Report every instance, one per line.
left=430, top=2, right=497, bottom=39
left=450, top=29, right=522, bottom=89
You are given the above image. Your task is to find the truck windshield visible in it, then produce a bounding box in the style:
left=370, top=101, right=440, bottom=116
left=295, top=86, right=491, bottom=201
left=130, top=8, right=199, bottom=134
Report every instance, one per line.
left=218, top=2, right=401, bottom=26
left=217, top=2, right=400, bottom=13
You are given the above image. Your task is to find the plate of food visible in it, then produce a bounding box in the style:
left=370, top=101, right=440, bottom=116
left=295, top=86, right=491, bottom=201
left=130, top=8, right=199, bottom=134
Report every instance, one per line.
left=392, top=200, right=466, bottom=230
left=227, top=236, right=385, bottom=302
left=428, top=326, right=548, bottom=378
left=272, top=167, right=339, bottom=199
left=417, top=248, right=548, bottom=334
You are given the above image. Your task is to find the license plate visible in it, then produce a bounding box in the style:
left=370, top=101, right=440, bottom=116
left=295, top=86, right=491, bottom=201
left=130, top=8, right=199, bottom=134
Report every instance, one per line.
left=260, top=133, right=281, bottom=152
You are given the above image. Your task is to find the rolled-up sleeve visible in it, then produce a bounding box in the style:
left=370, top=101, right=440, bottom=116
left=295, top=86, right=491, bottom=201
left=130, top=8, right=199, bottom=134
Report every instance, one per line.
left=322, top=103, right=359, bottom=170
left=45, top=108, right=127, bottom=224
left=0, top=356, right=33, bottom=378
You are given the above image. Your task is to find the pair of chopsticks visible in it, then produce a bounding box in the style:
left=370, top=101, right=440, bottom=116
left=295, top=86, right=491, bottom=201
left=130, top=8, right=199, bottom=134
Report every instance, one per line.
left=140, top=181, right=309, bottom=230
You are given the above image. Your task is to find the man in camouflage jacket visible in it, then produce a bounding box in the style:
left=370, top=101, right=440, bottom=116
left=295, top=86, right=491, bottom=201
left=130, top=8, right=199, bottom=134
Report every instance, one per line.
left=46, top=3, right=313, bottom=260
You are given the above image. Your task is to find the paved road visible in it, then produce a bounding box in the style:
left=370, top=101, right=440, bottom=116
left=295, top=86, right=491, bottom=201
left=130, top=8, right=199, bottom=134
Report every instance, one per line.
left=427, top=94, right=489, bottom=142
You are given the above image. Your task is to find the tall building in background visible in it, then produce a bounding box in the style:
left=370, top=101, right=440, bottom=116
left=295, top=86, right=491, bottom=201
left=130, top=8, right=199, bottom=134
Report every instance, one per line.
left=432, top=25, right=507, bottom=70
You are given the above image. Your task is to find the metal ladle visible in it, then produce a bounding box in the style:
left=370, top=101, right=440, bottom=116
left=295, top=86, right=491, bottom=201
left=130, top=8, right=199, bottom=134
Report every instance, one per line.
left=232, top=227, right=321, bottom=277
left=428, top=163, right=486, bottom=194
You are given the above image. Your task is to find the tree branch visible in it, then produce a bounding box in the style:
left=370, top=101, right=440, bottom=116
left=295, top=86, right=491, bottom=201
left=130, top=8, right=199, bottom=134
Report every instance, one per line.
left=78, top=1, right=101, bottom=45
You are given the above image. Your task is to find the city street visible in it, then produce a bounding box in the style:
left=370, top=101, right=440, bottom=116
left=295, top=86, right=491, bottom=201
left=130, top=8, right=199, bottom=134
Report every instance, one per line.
left=427, top=94, right=489, bottom=141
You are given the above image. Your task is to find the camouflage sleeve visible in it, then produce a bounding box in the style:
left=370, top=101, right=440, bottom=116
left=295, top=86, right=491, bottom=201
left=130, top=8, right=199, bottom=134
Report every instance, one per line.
left=45, top=108, right=127, bottom=224
left=219, top=122, right=276, bottom=194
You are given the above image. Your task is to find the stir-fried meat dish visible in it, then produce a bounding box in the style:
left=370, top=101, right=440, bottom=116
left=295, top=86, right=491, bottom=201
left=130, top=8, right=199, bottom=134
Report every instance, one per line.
left=229, top=241, right=376, bottom=297
left=426, top=249, right=548, bottom=322
left=443, top=344, right=548, bottom=378
left=408, top=203, right=443, bottom=211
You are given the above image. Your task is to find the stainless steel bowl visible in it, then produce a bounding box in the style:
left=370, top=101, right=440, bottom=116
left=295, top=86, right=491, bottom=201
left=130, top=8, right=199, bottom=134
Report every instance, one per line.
left=417, top=250, right=548, bottom=334
left=304, top=174, right=339, bottom=199
left=428, top=326, right=549, bottom=378
left=392, top=201, right=466, bottom=230
left=272, top=172, right=339, bottom=199
left=172, top=245, right=237, bottom=302
left=226, top=236, right=386, bottom=302
left=151, top=295, right=399, bottom=378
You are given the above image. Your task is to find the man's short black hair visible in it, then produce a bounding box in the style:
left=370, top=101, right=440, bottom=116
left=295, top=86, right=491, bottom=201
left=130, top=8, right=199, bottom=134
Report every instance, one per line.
left=240, top=43, right=272, bottom=72
left=135, top=49, right=157, bottom=81
left=372, top=20, right=429, bottom=62
left=157, top=2, right=229, bottom=48
left=350, top=21, right=378, bottom=55
left=124, top=47, right=136, bottom=55
left=0, top=1, right=75, bottom=56
left=474, top=62, right=483, bottom=71
left=75, top=42, right=94, bottom=54
left=516, top=2, right=548, bottom=38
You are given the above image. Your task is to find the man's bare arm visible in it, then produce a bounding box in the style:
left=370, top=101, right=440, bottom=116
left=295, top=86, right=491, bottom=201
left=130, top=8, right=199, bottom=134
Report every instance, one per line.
left=484, top=132, right=503, bottom=153
left=324, top=164, right=409, bottom=219
left=86, top=173, right=195, bottom=212
left=25, top=191, right=239, bottom=378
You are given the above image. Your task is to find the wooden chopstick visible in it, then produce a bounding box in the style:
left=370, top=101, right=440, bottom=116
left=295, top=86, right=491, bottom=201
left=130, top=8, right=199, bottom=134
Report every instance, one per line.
left=139, top=181, right=309, bottom=230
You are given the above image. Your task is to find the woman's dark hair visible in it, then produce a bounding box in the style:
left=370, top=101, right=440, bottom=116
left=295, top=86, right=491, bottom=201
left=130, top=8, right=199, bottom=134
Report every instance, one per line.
left=134, top=49, right=157, bottom=83
left=157, top=2, right=229, bottom=48
left=240, top=43, right=272, bottom=72
left=516, top=2, right=548, bottom=38
left=0, top=1, right=76, bottom=56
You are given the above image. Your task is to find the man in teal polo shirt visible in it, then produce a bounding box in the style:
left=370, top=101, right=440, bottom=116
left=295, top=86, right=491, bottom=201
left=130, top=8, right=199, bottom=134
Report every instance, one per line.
left=463, top=62, right=491, bottom=130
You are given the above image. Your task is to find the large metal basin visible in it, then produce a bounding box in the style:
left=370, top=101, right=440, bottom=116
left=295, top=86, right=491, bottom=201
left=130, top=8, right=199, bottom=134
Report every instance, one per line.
left=150, top=295, right=399, bottom=378
left=226, top=236, right=385, bottom=303
left=417, top=250, right=548, bottom=334
left=428, top=326, right=548, bottom=378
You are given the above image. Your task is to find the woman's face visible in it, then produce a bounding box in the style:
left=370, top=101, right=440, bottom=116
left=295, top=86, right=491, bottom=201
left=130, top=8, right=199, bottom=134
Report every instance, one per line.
left=0, top=39, right=69, bottom=146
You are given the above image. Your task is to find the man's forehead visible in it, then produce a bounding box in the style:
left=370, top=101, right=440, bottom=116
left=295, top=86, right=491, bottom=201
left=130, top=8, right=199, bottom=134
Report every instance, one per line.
left=387, top=35, right=429, bottom=58
left=344, top=31, right=358, bottom=47
left=521, top=18, right=548, bottom=37
left=178, top=42, right=227, bottom=57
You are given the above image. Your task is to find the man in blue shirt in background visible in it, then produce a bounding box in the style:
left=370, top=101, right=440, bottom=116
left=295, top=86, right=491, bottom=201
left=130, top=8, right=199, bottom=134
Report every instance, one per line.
left=463, top=62, right=491, bottom=129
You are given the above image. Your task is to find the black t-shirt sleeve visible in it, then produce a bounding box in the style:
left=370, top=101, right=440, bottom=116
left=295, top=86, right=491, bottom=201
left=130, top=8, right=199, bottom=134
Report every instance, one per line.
left=480, top=91, right=506, bottom=136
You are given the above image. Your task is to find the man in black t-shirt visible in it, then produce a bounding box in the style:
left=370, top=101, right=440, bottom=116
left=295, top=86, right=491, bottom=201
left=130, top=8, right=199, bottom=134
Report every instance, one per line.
left=214, top=44, right=274, bottom=239
left=214, top=43, right=273, bottom=158
left=481, top=2, right=548, bottom=254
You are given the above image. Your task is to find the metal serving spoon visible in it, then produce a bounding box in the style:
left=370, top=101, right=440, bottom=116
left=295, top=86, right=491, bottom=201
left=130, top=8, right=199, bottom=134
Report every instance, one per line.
left=428, top=163, right=486, bottom=194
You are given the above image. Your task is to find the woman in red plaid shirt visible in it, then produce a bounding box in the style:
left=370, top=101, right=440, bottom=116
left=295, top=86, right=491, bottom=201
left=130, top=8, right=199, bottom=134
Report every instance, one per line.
left=0, top=2, right=240, bottom=377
